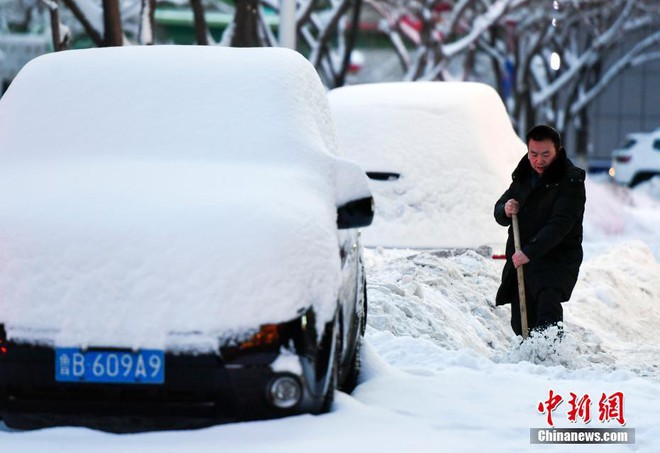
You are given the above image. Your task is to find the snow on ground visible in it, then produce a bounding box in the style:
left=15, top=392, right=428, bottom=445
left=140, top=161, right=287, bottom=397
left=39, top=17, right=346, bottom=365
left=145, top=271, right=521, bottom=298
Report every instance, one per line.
left=3, top=176, right=660, bottom=451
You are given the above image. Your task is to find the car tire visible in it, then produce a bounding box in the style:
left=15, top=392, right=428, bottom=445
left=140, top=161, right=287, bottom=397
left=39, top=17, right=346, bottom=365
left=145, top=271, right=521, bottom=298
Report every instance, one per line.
left=339, top=335, right=361, bottom=394
left=339, top=276, right=366, bottom=393
left=361, top=273, right=368, bottom=335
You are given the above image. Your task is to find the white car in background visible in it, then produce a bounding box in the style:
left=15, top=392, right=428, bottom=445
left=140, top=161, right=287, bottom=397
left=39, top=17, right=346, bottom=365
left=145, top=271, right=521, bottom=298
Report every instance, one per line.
left=609, top=129, right=660, bottom=186
left=328, top=81, right=525, bottom=250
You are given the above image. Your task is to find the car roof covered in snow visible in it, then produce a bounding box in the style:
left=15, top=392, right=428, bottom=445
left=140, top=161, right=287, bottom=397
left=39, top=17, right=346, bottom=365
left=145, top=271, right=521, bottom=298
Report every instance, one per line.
left=0, top=45, right=339, bottom=163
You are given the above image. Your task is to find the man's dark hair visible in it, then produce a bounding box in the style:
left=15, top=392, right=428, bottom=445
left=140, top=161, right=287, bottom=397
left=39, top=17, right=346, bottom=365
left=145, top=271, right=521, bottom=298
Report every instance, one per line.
left=526, top=124, right=562, bottom=151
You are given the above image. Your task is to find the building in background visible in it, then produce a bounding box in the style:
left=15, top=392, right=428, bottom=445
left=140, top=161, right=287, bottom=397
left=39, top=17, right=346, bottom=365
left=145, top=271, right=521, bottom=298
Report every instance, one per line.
left=589, top=58, right=660, bottom=169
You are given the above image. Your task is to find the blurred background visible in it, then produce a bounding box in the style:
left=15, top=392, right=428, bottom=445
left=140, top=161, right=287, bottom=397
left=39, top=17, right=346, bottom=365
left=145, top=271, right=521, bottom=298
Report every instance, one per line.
left=1, top=0, right=659, bottom=174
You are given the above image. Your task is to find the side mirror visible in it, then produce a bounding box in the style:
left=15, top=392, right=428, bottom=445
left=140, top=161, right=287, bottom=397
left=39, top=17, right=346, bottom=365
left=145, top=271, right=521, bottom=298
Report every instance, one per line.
left=337, top=196, right=374, bottom=229
left=333, top=158, right=374, bottom=229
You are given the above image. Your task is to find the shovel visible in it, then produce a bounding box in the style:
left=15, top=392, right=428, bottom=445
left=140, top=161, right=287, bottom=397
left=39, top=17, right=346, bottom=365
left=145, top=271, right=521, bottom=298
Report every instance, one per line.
left=512, top=214, right=529, bottom=339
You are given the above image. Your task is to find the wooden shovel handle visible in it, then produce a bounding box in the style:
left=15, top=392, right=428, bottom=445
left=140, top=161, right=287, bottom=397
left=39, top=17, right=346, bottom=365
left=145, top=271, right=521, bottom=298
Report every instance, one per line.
left=512, top=214, right=529, bottom=339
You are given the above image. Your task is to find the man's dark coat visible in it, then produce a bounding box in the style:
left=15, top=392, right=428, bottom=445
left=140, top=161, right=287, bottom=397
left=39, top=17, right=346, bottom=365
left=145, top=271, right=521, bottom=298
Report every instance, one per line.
left=494, top=148, right=586, bottom=308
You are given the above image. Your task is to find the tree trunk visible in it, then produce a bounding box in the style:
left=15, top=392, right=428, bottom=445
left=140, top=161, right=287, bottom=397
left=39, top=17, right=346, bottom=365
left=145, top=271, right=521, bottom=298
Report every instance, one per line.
left=516, top=90, right=535, bottom=136
left=103, top=0, right=123, bottom=46
left=575, top=110, right=589, bottom=160
left=43, top=0, right=63, bottom=51
left=191, top=0, right=209, bottom=45
left=231, top=0, right=260, bottom=47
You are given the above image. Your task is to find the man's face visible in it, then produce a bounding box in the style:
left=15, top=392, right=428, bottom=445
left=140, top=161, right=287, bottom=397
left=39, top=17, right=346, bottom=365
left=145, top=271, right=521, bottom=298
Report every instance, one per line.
left=528, top=138, right=557, bottom=175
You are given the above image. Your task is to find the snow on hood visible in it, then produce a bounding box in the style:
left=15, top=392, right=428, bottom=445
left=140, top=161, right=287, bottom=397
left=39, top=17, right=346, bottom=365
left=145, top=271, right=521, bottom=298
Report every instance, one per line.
left=329, top=81, right=525, bottom=250
left=0, top=46, right=369, bottom=351
left=0, top=159, right=341, bottom=351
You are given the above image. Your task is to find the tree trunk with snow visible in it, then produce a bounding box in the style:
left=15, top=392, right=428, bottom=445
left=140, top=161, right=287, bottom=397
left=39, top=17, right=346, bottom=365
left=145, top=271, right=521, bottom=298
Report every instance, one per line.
left=138, top=0, right=156, bottom=45
left=41, top=0, right=64, bottom=51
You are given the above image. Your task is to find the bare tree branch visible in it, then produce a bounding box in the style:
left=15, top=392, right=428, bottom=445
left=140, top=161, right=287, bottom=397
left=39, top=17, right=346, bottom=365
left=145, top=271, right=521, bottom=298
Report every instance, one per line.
left=569, top=31, right=660, bottom=116
left=60, top=0, right=104, bottom=46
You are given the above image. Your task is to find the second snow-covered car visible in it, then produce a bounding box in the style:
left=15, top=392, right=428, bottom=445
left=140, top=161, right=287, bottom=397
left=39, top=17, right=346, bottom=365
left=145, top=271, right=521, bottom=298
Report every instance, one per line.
left=0, top=46, right=373, bottom=431
left=328, top=81, right=524, bottom=250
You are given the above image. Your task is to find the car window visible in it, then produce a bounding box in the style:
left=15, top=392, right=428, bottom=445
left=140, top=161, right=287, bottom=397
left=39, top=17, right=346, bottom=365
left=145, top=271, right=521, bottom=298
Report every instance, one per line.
left=366, top=171, right=401, bottom=181
left=623, top=139, right=637, bottom=149
left=654, top=139, right=660, bottom=151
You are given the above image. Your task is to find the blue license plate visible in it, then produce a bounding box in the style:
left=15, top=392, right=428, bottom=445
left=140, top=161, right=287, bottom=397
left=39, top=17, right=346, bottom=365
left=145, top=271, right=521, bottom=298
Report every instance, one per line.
left=55, top=348, right=165, bottom=384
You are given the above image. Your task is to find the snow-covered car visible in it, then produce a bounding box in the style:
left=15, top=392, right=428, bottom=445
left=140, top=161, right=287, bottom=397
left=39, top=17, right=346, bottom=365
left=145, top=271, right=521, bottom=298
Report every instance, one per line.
left=609, top=129, right=660, bottom=186
left=328, top=82, right=524, bottom=250
left=0, top=46, right=373, bottom=431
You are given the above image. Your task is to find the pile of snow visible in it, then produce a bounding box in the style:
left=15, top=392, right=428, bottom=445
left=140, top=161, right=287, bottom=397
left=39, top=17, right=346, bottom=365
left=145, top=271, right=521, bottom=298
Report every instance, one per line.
left=584, top=175, right=660, bottom=244
left=329, top=81, right=525, bottom=250
left=365, top=248, right=514, bottom=357
left=365, top=237, right=660, bottom=378
left=567, top=240, right=660, bottom=379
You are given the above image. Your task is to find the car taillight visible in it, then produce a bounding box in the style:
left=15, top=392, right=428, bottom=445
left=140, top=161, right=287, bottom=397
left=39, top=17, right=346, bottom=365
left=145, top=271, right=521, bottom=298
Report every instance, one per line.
left=239, top=324, right=280, bottom=350
left=615, top=155, right=632, bottom=163
left=221, top=324, right=282, bottom=362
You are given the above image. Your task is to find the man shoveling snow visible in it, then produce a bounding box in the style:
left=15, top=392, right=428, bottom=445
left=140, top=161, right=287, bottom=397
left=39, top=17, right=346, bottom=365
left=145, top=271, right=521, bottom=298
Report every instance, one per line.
left=494, top=125, right=586, bottom=340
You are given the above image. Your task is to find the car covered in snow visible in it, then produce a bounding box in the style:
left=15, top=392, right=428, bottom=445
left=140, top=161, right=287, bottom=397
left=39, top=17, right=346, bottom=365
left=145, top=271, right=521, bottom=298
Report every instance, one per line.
left=0, top=46, right=373, bottom=431
left=327, top=82, right=524, bottom=250
left=609, top=129, right=660, bottom=186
